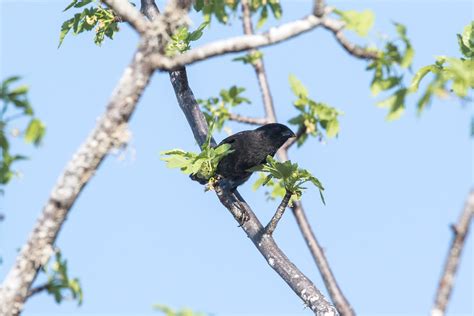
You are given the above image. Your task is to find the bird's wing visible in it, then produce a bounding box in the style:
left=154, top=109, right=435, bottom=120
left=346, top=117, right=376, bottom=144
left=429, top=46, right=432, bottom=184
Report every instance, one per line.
left=218, top=130, right=250, bottom=146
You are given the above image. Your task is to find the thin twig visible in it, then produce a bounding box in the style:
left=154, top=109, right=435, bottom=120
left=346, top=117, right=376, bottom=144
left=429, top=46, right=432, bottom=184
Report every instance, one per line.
left=26, top=283, right=49, bottom=299
left=322, top=19, right=379, bottom=60
left=431, top=190, right=474, bottom=316
left=103, top=0, right=151, bottom=34
left=290, top=200, right=355, bottom=316
left=265, top=191, right=292, bottom=235
left=240, top=0, right=277, bottom=121
left=228, top=113, right=268, bottom=125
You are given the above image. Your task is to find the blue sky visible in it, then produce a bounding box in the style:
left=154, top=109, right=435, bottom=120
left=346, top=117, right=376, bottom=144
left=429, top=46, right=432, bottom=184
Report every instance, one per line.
left=0, top=0, right=472, bottom=315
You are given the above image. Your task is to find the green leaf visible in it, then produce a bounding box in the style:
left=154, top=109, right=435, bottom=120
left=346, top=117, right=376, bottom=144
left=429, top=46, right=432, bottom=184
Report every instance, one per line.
left=58, top=18, right=75, bottom=47
left=194, top=0, right=204, bottom=11
left=377, top=88, right=407, bottom=121
left=457, top=22, right=474, bottom=58
left=63, top=0, right=78, bottom=12
left=325, top=120, right=339, bottom=138
left=9, top=85, right=29, bottom=96
left=252, top=173, right=272, bottom=191
left=24, top=119, right=46, bottom=146
left=256, top=6, right=268, bottom=29
left=288, top=74, right=308, bottom=98
left=161, top=134, right=233, bottom=182
left=187, top=22, right=209, bottom=41
left=447, top=58, right=474, bottom=97
left=232, top=51, right=263, bottom=65
left=254, top=156, right=325, bottom=204
left=386, top=104, right=405, bottom=121
left=1, top=76, right=21, bottom=90
left=214, top=143, right=232, bottom=155
left=401, top=44, right=414, bottom=68
left=371, top=76, right=401, bottom=96
left=334, top=9, right=375, bottom=37
left=269, top=1, right=282, bottom=19
left=74, top=0, right=93, bottom=9
left=43, top=250, right=83, bottom=306
left=409, top=65, right=437, bottom=92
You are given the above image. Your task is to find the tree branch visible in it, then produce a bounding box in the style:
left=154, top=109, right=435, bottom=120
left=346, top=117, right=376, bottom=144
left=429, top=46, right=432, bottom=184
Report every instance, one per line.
left=103, top=0, right=151, bottom=34
left=265, top=191, right=292, bottom=235
left=26, top=283, right=49, bottom=299
left=228, top=113, right=268, bottom=125
left=151, top=14, right=323, bottom=70
left=322, top=19, right=379, bottom=60
left=140, top=0, right=160, bottom=20
left=0, top=43, right=154, bottom=316
left=431, top=190, right=474, bottom=316
left=240, top=0, right=278, bottom=122
left=166, top=63, right=338, bottom=316
left=290, top=200, right=355, bottom=316
left=314, top=0, right=326, bottom=17
left=238, top=3, right=354, bottom=314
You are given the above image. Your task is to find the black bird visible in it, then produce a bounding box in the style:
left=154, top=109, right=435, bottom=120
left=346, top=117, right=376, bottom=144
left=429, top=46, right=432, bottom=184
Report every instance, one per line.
left=194, top=123, right=296, bottom=190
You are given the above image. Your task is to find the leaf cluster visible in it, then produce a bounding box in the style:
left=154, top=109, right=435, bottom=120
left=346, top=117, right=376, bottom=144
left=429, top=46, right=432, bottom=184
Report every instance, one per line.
left=0, top=77, right=45, bottom=191
left=249, top=0, right=282, bottom=29
left=59, top=0, right=120, bottom=47
left=193, top=0, right=282, bottom=28
left=193, top=0, right=239, bottom=24
left=161, top=132, right=234, bottom=184
left=407, top=22, right=473, bottom=113
left=251, top=156, right=325, bottom=205
left=42, top=251, right=83, bottom=305
left=365, top=23, right=415, bottom=120
left=371, top=22, right=473, bottom=119
left=198, top=86, right=251, bottom=131
left=288, top=75, right=342, bottom=146
left=166, top=22, right=209, bottom=57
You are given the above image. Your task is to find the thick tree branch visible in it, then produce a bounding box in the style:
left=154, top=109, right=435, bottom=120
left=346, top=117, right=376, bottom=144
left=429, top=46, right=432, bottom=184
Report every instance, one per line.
left=167, top=64, right=337, bottom=316
left=228, top=113, right=268, bottom=125
left=322, top=19, right=379, bottom=60
left=103, top=0, right=151, bottom=34
left=431, top=190, right=474, bottom=316
left=265, top=191, right=292, bottom=235
left=0, top=43, right=154, bottom=316
left=169, top=68, right=215, bottom=146
left=151, top=14, right=323, bottom=70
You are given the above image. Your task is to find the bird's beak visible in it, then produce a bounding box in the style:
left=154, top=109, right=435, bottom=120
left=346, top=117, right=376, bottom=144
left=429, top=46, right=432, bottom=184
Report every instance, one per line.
left=284, top=130, right=296, bottom=138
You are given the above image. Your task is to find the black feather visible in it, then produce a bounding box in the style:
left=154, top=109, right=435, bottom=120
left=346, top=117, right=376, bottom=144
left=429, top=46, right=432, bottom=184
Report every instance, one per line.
left=192, top=123, right=295, bottom=190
